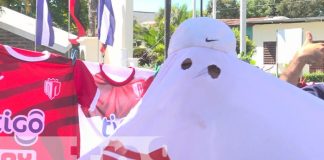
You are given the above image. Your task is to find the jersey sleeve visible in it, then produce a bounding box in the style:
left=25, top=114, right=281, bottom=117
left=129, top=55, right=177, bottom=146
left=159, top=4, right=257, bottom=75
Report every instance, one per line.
left=74, top=60, right=98, bottom=109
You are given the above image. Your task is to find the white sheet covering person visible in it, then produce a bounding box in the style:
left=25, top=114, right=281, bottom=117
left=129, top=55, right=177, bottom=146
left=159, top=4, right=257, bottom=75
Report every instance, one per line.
left=103, top=17, right=324, bottom=160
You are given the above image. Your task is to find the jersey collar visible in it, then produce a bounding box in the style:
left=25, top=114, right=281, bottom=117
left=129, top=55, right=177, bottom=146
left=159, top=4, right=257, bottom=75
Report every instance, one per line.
left=4, top=45, right=50, bottom=62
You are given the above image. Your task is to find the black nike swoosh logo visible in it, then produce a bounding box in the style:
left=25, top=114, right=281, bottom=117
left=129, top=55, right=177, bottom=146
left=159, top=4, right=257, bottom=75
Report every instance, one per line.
left=205, top=38, right=218, bottom=42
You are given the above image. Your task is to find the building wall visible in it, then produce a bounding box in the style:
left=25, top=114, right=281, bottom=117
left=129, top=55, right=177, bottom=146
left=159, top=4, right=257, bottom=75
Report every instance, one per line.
left=133, top=11, right=156, bottom=24
left=252, top=21, right=324, bottom=73
left=0, top=28, right=64, bottom=55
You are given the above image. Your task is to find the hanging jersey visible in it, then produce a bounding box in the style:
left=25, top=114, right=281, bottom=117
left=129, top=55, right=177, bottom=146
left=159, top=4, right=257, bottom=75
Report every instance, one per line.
left=0, top=44, right=93, bottom=160
left=75, top=61, right=154, bottom=159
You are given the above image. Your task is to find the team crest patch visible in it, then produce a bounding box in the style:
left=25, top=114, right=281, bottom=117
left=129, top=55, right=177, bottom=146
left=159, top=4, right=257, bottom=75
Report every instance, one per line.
left=132, top=82, right=144, bottom=98
left=44, top=78, right=61, bottom=100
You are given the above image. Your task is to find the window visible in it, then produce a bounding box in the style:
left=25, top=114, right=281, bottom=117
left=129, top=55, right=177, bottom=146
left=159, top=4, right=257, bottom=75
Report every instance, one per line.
left=263, top=42, right=277, bottom=64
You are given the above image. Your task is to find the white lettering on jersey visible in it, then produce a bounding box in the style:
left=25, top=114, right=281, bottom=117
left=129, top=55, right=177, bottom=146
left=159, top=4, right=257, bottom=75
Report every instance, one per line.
left=0, top=109, right=45, bottom=146
left=132, top=82, right=144, bottom=98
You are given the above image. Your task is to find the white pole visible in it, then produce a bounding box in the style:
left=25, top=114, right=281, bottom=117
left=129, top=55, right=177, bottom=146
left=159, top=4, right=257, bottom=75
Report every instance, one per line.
left=192, top=0, right=196, bottom=18
left=212, top=0, right=217, bottom=19
left=165, top=0, right=171, bottom=58
left=240, top=0, right=246, bottom=54
left=35, top=0, right=37, bottom=51
left=98, top=0, right=101, bottom=63
left=68, top=0, right=70, bottom=37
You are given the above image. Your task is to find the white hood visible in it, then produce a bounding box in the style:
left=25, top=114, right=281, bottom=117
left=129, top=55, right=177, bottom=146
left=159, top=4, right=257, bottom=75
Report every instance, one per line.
left=107, top=17, right=324, bottom=160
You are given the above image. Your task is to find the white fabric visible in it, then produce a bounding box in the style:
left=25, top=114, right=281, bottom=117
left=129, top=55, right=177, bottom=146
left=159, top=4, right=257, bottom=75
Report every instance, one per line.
left=99, top=5, right=111, bottom=44
left=168, top=17, right=236, bottom=57
left=109, top=18, right=324, bottom=160
left=41, top=0, right=50, bottom=46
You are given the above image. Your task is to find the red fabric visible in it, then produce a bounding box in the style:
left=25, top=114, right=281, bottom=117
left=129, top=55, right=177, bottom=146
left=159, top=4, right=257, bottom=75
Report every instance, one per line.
left=69, top=0, right=86, bottom=45
left=69, top=37, right=80, bottom=45
left=297, top=77, right=307, bottom=88
left=102, top=140, right=170, bottom=160
left=90, top=71, right=153, bottom=118
left=69, top=0, right=86, bottom=37
left=79, top=62, right=154, bottom=119
left=0, top=44, right=94, bottom=159
left=100, top=44, right=107, bottom=55
left=74, top=60, right=98, bottom=108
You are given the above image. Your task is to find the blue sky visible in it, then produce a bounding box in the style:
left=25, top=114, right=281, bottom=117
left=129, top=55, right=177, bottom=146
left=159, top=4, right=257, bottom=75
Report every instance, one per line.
left=134, top=0, right=206, bottom=12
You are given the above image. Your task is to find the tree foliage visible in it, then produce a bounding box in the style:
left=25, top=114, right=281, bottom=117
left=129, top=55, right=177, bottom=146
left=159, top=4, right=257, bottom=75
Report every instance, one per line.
left=207, top=0, right=239, bottom=19
left=232, top=28, right=256, bottom=65
left=134, top=3, right=257, bottom=68
left=276, top=0, right=324, bottom=18
left=247, top=0, right=273, bottom=17
left=206, top=0, right=324, bottom=18
left=134, top=4, right=190, bottom=68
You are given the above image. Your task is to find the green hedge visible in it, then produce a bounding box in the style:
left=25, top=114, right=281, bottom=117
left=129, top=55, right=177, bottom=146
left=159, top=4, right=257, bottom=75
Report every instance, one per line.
left=303, top=72, right=324, bottom=82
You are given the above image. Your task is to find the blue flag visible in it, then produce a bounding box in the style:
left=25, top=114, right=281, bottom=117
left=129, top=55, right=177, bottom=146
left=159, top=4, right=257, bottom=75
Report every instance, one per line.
left=36, top=0, right=55, bottom=47
left=98, top=0, right=115, bottom=48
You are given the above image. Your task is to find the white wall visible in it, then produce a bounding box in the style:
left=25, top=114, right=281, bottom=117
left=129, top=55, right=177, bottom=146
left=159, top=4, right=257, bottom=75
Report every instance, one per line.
left=276, top=28, right=303, bottom=64
left=253, top=21, right=324, bottom=73
left=78, top=37, right=100, bottom=62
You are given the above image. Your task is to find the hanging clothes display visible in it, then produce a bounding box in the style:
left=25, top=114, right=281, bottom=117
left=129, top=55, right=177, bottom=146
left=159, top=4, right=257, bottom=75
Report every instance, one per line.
left=0, top=44, right=96, bottom=160
left=0, top=44, right=155, bottom=159
left=75, top=61, right=154, bottom=159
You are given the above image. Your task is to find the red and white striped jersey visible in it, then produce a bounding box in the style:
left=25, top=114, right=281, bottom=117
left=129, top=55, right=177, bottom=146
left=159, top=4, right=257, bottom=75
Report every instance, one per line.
left=0, top=44, right=93, bottom=160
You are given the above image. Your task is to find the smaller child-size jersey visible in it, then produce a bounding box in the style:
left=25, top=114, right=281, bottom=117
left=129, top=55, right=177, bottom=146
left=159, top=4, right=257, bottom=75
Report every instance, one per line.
left=75, top=61, right=154, bottom=159
left=0, top=44, right=93, bottom=160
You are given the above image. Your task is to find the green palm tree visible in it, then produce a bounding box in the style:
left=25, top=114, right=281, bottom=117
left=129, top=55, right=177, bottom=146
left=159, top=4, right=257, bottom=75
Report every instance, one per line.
left=134, top=4, right=190, bottom=67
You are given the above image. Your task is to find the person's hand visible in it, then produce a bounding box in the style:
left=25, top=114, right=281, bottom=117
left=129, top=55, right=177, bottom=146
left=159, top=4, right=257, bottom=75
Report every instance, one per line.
left=280, top=31, right=324, bottom=85
left=296, top=31, right=324, bottom=65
